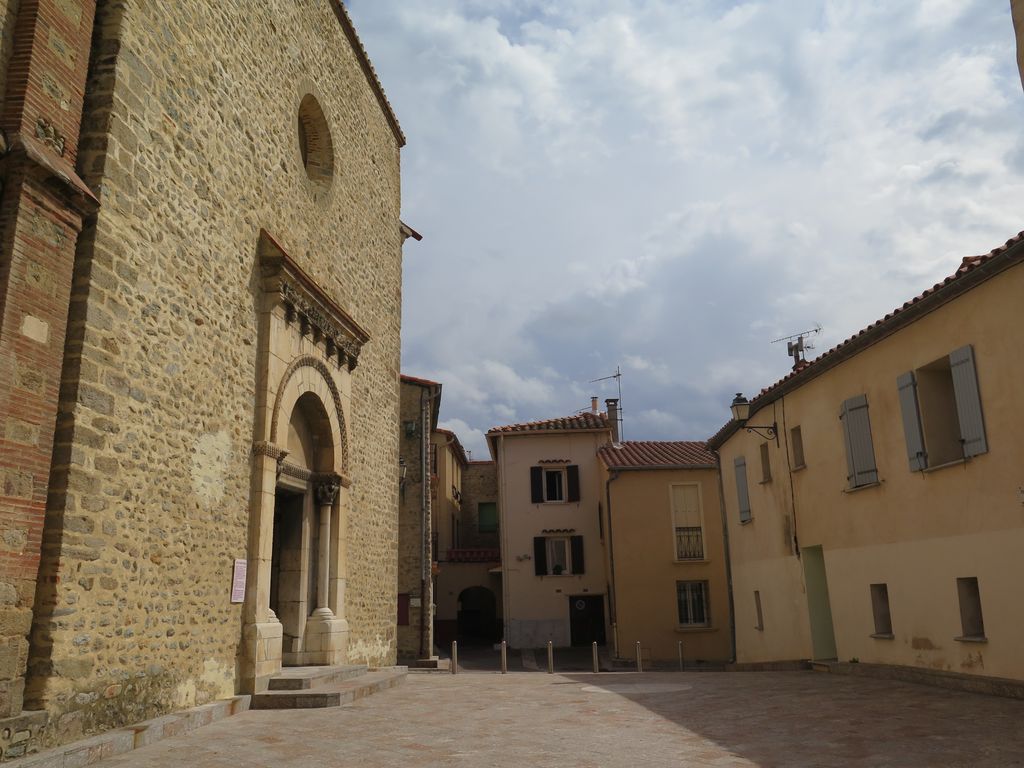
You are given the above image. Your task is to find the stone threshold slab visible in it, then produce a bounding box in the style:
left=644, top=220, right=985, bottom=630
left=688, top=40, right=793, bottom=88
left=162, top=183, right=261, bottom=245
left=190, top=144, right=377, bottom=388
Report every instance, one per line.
left=268, top=664, right=368, bottom=690
left=252, top=666, right=407, bottom=709
left=17, top=695, right=251, bottom=768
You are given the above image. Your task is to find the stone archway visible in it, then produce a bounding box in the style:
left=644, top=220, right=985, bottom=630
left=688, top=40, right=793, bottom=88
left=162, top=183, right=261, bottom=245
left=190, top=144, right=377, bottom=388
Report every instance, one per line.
left=240, top=229, right=368, bottom=694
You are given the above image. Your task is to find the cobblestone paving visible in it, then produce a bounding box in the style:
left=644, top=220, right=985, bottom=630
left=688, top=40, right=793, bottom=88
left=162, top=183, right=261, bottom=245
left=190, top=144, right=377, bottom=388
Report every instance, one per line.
left=95, top=671, right=1024, bottom=767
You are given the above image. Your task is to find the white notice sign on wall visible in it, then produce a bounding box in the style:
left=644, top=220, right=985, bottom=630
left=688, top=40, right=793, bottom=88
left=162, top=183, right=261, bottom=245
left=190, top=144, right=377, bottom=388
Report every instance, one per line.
left=231, top=559, right=247, bottom=603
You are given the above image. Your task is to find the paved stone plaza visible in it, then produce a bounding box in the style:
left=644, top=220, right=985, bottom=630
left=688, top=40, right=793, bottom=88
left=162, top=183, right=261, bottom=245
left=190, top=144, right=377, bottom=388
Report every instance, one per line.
left=87, top=670, right=1024, bottom=767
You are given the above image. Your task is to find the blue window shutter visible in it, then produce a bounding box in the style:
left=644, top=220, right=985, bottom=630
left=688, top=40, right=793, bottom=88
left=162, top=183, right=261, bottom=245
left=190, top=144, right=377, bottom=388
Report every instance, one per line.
left=734, top=457, right=751, bottom=522
left=896, top=371, right=927, bottom=471
left=949, top=345, right=988, bottom=458
left=840, top=394, right=878, bottom=487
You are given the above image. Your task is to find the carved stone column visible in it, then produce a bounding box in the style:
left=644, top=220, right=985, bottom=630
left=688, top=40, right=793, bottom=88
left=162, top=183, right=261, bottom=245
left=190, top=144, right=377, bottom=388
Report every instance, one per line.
left=313, top=476, right=340, bottom=615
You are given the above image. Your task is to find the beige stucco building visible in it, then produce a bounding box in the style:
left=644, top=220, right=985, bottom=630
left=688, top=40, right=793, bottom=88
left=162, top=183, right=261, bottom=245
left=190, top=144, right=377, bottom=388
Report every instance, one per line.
left=488, top=409, right=612, bottom=649
left=710, top=232, right=1024, bottom=688
left=598, top=440, right=731, bottom=664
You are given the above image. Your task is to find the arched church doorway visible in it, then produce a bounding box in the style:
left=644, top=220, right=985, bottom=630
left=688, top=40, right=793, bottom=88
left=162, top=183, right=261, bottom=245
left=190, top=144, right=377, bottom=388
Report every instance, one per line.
left=270, top=392, right=336, bottom=665
left=457, top=586, right=498, bottom=646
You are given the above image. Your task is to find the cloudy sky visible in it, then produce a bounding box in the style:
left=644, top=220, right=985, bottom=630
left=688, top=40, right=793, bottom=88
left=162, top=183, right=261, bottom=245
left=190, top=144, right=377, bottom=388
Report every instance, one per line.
left=347, top=0, right=1024, bottom=459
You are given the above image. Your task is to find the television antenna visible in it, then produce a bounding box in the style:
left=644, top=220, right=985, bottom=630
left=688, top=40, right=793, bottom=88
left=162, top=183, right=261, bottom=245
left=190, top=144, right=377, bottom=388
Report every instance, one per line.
left=771, top=324, right=822, bottom=369
left=590, top=365, right=624, bottom=440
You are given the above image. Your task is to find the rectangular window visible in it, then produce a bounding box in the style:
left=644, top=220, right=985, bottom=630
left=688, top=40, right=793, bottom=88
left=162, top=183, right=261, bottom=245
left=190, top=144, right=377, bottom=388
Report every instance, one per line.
left=898, top=345, right=988, bottom=472
left=676, top=581, right=709, bottom=627
left=840, top=394, right=879, bottom=488
left=754, top=590, right=764, bottom=631
left=478, top=502, right=498, bottom=533
left=870, top=583, right=892, bottom=637
left=734, top=456, right=751, bottom=522
left=670, top=484, right=704, bottom=560
left=429, top=443, right=438, bottom=475
left=547, top=537, right=568, bottom=574
left=759, top=442, right=772, bottom=483
left=956, top=577, right=985, bottom=640
left=534, top=535, right=584, bottom=575
left=530, top=465, right=581, bottom=503
left=790, top=426, right=805, bottom=469
left=545, top=469, right=564, bottom=502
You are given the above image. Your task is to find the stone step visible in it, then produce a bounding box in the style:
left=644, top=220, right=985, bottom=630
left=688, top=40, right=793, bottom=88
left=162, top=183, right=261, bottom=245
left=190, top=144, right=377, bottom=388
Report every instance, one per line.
left=267, top=664, right=369, bottom=691
left=810, top=660, right=835, bottom=673
left=252, top=667, right=407, bottom=709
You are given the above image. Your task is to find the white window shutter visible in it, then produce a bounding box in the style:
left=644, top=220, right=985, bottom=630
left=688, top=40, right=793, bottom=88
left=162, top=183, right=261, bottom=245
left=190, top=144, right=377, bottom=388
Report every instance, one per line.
left=840, top=394, right=878, bottom=487
left=949, top=345, right=988, bottom=458
left=896, top=371, right=927, bottom=471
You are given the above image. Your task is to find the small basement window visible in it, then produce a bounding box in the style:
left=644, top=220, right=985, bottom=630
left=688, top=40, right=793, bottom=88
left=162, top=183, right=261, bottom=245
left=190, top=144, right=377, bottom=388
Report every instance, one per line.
left=956, top=577, right=985, bottom=641
left=870, top=583, right=892, bottom=637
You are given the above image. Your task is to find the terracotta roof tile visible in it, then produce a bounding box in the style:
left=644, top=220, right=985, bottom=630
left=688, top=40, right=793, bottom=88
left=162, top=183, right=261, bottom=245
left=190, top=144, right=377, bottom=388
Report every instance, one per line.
left=488, top=412, right=609, bottom=435
left=400, top=374, right=441, bottom=388
left=707, top=230, right=1024, bottom=448
left=598, top=441, right=716, bottom=469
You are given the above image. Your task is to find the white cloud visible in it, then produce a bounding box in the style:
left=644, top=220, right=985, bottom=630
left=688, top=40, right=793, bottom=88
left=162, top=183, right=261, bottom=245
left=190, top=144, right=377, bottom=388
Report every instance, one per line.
left=350, top=0, right=1024, bottom=445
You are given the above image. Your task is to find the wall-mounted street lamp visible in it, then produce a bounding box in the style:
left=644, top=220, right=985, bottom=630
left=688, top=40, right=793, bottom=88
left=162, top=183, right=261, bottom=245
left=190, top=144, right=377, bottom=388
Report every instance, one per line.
left=730, top=393, right=778, bottom=444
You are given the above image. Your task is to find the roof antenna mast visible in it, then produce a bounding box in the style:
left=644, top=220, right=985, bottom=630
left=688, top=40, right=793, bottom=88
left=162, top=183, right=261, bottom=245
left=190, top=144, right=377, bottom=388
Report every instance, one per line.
left=771, top=324, right=822, bottom=371
left=590, top=365, right=624, bottom=441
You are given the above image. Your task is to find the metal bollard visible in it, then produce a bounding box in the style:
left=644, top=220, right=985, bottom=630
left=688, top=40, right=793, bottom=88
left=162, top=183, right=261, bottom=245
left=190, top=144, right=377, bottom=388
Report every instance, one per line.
left=592, top=641, right=599, bottom=673
left=501, top=640, right=508, bottom=674
left=451, top=640, right=458, bottom=675
left=678, top=640, right=685, bottom=672
left=547, top=640, right=554, bottom=674
left=635, top=641, right=643, bottom=673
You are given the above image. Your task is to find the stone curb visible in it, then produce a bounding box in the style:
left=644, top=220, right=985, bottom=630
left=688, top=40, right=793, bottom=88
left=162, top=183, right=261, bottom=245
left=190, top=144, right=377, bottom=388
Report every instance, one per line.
left=17, top=695, right=251, bottom=768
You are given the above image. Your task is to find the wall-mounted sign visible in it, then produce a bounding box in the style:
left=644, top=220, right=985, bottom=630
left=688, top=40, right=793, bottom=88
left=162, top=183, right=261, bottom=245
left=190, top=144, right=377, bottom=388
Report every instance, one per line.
left=231, top=559, right=247, bottom=603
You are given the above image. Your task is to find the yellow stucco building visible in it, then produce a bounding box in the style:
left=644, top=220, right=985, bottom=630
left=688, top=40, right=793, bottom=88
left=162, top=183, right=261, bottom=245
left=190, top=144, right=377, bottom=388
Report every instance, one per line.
left=710, top=232, right=1024, bottom=691
left=598, top=440, right=731, bottom=664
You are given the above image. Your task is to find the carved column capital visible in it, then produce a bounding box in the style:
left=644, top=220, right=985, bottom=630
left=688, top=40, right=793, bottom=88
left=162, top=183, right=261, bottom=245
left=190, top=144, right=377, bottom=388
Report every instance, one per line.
left=314, top=475, right=341, bottom=507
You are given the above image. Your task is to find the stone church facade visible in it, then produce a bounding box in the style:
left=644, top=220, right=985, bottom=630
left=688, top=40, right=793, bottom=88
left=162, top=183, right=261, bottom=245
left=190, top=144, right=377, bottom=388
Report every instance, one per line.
left=0, top=0, right=408, bottom=757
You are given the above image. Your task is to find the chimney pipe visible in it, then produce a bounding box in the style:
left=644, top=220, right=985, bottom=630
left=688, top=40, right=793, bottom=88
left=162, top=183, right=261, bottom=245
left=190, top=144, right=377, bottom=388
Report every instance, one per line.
left=591, top=396, right=599, bottom=414
left=605, top=398, right=620, bottom=443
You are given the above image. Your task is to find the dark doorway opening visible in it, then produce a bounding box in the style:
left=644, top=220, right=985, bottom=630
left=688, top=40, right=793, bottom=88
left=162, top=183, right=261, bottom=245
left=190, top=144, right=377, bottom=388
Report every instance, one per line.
left=457, top=586, right=498, bottom=646
left=270, top=487, right=307, bottom=662
left=570, top=595, right=606, bottom=646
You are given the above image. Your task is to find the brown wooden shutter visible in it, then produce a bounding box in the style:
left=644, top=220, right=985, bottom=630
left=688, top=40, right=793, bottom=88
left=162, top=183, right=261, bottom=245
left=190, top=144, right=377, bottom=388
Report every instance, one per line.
left=897, top=371, right=927, bottom=471
left=570, top=535, right=584, bottom=574
left=949, top=345, right=988, bottom=458
left=566, top=465, right=580, bottom=502
left=530, top=467, right=543, bottom=503
left=533, top=537, right=547, bottom=575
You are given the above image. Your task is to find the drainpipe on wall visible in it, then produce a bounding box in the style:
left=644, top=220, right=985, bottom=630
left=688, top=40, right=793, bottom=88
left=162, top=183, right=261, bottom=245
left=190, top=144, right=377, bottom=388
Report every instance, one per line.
left=418, top=387, right=432, bottom=659
left=604, top=470, right=621, bottom=658
left=714, top=453, right=737, bottom=664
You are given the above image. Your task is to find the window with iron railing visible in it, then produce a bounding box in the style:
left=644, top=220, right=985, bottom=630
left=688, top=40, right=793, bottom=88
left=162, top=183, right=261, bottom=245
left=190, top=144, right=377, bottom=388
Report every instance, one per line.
left=674, top=526, right=704, bottom=560
left=671, top=484, right=704, bottom=560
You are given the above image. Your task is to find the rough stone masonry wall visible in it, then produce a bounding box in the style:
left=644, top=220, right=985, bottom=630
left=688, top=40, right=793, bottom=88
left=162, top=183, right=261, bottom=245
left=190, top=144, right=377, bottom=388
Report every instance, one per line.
left=396, top=382, right=431, bottom=659
left=459, top=463, right=498, bottom=549
left=25, top=0, right=402, bottom=750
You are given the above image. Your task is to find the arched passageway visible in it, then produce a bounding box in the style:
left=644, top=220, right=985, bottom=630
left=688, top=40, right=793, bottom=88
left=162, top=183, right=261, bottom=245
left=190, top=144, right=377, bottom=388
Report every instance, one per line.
left=457, top=586, right=498, bottom=646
